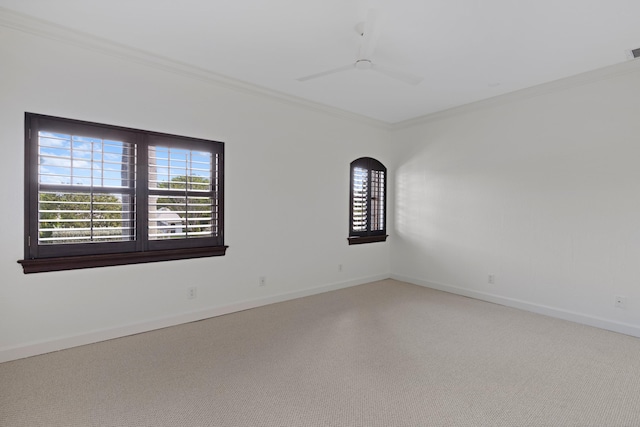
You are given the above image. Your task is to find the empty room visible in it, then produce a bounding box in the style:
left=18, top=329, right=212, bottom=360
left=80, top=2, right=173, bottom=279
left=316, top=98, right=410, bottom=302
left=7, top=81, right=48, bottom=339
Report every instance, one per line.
left=1, top=1, right=640, bottom=426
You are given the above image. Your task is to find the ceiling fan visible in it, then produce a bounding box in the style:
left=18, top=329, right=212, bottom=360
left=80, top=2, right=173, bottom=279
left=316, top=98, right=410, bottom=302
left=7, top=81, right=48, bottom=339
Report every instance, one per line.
left=297, top=9, right=422, bottom=86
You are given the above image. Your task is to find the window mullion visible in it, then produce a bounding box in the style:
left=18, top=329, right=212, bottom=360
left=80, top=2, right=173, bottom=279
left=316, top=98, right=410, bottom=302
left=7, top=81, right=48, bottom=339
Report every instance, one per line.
left=137, top=137, right=148, bottom=252
left=348, top=157, right=387, bottom=245
left=20, top=113, right=227, bottom=273
left=366, top=163, right=373, bottom=234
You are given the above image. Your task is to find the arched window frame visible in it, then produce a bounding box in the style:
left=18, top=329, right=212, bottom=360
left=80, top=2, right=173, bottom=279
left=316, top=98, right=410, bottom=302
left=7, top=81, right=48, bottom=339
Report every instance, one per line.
left=348, top=157, right=388, bottom=245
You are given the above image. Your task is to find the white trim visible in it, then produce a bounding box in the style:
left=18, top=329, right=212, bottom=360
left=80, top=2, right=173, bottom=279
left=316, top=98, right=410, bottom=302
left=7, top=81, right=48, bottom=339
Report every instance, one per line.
left=2, top=7, right=639, bottom=130
left=391, top=273, right=640, bottom=339
left=391, top=59, right=640, bottom=130
left=0, top=274, right=389, bottom=363
left=4, top=271, right=638, bottom=362
left=0, top=7, right=388, bottom=130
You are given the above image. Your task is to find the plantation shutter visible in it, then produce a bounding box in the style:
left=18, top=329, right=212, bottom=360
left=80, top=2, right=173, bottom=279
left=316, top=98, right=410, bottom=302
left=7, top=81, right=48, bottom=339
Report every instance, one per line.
left=29, top=116, right=139, bottom=259
left=146, top=135, right=224, bottom=251
left=349, top=157, right=386, bottom=239
left=23, top=113, right=226, bottom=270
left=37, top=131, right=136, bottom=245
left=147, top=145, right=219, bottom=240
left=351, top=166, right=369, bottom=232
left=370, top=168, right=385, bottom=232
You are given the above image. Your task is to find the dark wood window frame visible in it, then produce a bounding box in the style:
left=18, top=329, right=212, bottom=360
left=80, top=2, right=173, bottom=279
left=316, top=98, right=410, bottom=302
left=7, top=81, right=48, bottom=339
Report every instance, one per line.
left=18, top=113, right=227, bottom=273
left=348, top=157, right=388, bottom=245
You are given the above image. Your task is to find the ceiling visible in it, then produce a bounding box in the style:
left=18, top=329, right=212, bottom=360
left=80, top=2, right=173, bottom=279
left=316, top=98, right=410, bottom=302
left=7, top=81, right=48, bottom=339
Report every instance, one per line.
left=1, top=0, right=640, bottom=124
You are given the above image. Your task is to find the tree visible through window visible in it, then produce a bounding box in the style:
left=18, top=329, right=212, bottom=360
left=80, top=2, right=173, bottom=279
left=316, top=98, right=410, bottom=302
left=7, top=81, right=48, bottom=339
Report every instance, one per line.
left=19, top=113, right=226, bottom=273
left=348, top=157, right=387, bottom=245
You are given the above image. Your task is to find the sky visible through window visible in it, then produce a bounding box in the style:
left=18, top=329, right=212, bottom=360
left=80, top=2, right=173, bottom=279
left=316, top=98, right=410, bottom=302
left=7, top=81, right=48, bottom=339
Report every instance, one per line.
left=38, top=131, right=133, bottom=188
left=23, top=114, right=226, bottom=271
left=150, top=146, right=212, bottom=191
left=37, top=131, right=217, bottom=243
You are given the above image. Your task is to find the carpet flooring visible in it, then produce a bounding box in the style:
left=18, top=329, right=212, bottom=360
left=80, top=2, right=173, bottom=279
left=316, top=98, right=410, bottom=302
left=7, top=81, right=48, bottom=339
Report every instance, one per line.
left=1, top=279, right=640, bottom=426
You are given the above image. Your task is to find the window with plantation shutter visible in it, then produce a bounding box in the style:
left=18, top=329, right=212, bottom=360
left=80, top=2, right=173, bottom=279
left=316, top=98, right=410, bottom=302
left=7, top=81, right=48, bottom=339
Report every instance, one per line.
left=19, top=113, right=226, bottom=273
left=146, top=140, right=221, bottom=247
left=37, top=134, right=136, bottom=246
left=348, top=157, right=387, bottom=245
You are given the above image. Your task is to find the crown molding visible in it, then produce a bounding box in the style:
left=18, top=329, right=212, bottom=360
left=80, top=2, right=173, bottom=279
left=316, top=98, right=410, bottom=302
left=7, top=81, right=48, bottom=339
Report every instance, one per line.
left=391, top=58, right=640, bottom=131
left=0, top=7, right=390, bottom=130
left=4, top=6, right=638, bottom=133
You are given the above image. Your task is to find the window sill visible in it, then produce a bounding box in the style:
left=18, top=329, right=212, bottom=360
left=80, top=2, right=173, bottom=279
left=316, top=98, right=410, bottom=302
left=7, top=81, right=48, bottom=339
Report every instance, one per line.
left=347, top=235, right=388, bottom=245
left=18, top=246, right=228, bottom=274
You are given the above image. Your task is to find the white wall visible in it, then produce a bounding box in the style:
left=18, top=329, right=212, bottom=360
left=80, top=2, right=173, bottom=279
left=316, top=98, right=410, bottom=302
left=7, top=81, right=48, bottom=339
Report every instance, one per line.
left=4, top=12, right=640, bottom=364
left=391, top=65, right=640, bottom=336
left=0, top=24, right=391, bottom=362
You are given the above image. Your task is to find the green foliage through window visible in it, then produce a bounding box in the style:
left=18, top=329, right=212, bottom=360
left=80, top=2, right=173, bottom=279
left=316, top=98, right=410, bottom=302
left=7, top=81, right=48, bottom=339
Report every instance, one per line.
left=38, top=192, right=133, bottom=243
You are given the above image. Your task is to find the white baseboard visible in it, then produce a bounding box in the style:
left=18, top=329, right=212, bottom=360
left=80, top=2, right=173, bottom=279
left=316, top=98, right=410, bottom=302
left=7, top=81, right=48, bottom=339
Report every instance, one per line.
left=391, top=273, right=640, bottom=338
left=0, top=274, right=389, bottom=363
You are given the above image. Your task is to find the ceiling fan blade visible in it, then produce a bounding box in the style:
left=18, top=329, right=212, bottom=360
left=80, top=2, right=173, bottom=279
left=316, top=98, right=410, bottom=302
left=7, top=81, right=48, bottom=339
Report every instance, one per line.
left=297, top=64, right=354, bottom=82
left=371, top=64, right=423, bottom=86
left=358, top=8, right=380, bottom=60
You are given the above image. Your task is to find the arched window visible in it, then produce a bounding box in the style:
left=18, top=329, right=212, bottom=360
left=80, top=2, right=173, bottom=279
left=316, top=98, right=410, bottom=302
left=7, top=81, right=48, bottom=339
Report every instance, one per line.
left=348, top=157, right=387, bottom=245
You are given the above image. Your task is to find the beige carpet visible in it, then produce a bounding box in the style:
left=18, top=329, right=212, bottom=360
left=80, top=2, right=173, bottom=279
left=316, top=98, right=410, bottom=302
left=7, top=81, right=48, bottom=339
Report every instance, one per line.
left=1, top=279, right=640, bottom=426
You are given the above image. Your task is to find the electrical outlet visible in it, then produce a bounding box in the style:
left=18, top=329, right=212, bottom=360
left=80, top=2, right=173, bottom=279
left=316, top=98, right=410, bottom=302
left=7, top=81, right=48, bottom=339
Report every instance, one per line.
left=614, top=295, right=626, bottom=309
left=259, top=276, right=266, bottom=287
left=187, top=286, right=197, bottom=300
left=488, top=274, right=495, bottom=284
